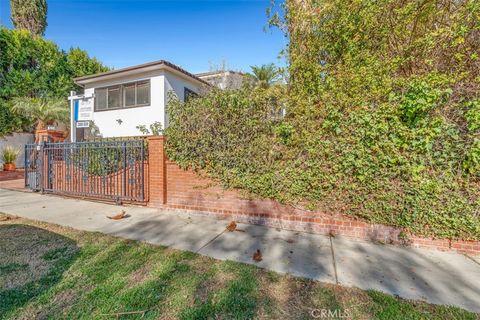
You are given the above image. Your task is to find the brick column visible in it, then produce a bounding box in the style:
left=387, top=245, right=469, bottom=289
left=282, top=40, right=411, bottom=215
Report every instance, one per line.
left=35, top=129, right=66, bottom=143
left=147, top=136, right=167, bottom=206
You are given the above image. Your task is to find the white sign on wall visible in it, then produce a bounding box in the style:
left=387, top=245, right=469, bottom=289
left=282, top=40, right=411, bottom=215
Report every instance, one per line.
left=77, top=98, right=94, bottom=121
left=76, top=121, right=90, bottom=128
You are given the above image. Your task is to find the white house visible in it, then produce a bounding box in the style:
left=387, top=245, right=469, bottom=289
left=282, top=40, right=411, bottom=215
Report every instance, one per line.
left=71, top=60, right=209, bottom=140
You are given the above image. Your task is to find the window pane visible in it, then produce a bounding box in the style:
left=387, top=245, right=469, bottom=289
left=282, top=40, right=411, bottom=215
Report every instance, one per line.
left=184, top=88, right=198, bottom=102
left=108, top=86, right=121, bottom=109
left=95, top=88, right=107, bottom=110
left=124, top=84, right=136, bottom=107
left=136, top=81, right=149, bottom=105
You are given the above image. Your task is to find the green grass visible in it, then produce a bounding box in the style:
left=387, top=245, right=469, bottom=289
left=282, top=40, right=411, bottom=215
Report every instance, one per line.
left=0, top=213, right=477, bottom=320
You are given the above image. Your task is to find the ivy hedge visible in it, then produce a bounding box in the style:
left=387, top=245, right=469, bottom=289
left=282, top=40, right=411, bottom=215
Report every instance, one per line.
left=166, top=0, right=479, bottom=240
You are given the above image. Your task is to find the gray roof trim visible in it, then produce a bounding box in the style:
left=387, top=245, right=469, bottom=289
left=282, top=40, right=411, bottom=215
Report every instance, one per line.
left=74, top=60, right=210, bottom=86
left=196, top=70, right=244, bottom=78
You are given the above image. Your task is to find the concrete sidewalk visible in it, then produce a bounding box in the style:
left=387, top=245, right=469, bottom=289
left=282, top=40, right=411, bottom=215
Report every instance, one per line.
left=0, top=188, right=479, bottom=313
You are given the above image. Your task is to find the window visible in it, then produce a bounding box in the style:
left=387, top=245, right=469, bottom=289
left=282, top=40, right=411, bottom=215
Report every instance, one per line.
left=184, top=87, right=198, bottom=102
left=108, top=86, right=121, bottom=109
left=136, top=81, right=149, bottom=105
left=95, top=88, right=107, bottom=111
left=94, top=80, right=150, bottom=111
left=123, top=84, right=136, bottom=107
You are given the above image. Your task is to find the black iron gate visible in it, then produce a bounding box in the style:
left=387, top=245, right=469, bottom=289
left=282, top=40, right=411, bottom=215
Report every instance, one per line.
left=25, top=140, right=147, bottom=203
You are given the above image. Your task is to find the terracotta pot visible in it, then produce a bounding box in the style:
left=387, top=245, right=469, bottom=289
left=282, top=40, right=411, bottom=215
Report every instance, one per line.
left=3, top=163, right=16, bottom=171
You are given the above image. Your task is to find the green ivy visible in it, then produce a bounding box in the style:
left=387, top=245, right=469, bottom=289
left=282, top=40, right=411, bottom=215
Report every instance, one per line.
left=166, top=0, right=480, bottom=241
left=465, top=99, right=480, bottom=132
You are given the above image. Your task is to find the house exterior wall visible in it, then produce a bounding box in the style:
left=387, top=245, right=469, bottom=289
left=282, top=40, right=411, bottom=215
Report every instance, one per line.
left=79, top=70, right=201, bottom=138
left=198, top=71, right=244, bottom=89
left=163, top=72, right=201, bottom=128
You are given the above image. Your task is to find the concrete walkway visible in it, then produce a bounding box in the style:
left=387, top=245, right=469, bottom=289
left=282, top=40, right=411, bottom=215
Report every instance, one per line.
left=0, top=188, right=479, bottom=313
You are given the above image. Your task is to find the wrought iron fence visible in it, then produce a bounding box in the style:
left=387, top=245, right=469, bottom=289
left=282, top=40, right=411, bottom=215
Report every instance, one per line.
left=25, top=140, right=147, bottom=203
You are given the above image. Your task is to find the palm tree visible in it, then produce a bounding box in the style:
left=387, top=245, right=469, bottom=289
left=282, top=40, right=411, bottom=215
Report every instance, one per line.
left=12, top=96, right=69, bottom=132
left=247, top=63, right=281, bottom=89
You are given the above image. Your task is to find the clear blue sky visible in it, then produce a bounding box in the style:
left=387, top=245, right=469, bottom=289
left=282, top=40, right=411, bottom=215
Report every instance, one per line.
left=0, top=0, right=286, bottom=73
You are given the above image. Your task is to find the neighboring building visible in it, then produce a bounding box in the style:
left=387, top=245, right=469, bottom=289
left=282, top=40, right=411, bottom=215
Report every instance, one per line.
left=196, top=70, right=244, bottom=89
left=72, top=60, right=208, bottom=139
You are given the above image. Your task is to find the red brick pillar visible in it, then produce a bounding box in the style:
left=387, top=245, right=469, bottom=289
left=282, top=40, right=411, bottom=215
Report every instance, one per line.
left=147, top=136, right=167, bottom=206
left=35, top=129, right=66, bottom=143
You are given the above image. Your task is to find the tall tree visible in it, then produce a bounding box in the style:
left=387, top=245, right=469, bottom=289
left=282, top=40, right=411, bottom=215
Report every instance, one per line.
left=10, top=0, right=48, bottom=36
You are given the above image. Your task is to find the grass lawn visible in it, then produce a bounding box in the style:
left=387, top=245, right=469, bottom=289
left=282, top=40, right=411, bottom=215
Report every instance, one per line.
left=0, top=213, right=477, bottom=320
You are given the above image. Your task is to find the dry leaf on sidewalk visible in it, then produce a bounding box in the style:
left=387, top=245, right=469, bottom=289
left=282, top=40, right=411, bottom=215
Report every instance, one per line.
left=0, top=215, right=16, bottom=222
left=253, top=249, right=263, bottom=262
left=107, top=210, right=129, bottom=220
left=226, top=221, right=237, bottom=232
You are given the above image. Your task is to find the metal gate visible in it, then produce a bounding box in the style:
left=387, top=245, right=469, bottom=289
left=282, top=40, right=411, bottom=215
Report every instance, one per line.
left=25, top=140, right=147, bottom=203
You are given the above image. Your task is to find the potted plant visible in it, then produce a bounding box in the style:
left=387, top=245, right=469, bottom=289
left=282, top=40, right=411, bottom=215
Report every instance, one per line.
left=2, top=146, right=20, bottom=171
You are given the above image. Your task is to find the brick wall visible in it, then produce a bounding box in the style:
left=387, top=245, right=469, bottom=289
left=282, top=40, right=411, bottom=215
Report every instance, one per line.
left=147, top=137, right=166, bottom=206
left=147, top=136, right=480, bottom=256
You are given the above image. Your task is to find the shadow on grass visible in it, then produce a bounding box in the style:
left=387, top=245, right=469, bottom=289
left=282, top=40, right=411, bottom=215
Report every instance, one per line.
left=180, top=261, right=259, bottom=319
left=0, top=224, right=79, bottom=319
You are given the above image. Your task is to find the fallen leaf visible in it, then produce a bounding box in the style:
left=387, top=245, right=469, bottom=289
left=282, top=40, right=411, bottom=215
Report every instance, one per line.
left=107, top=210, right=129, bottom=220
left=226, top=221, right=237, bottom=232
left=253, top=249, right=263, bottom=262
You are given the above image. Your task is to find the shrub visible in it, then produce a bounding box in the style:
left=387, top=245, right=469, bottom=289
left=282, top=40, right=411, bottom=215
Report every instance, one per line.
left=70, top=140, right=146, bottom=176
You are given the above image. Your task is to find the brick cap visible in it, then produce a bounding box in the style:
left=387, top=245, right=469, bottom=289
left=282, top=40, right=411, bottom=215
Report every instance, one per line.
left=147, top=136, right=165, bottom=141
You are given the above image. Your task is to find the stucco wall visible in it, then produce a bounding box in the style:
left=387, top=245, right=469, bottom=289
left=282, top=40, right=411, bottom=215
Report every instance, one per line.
left=0, top=133, right=34, bottom=168
left=199, top=71, right=244, bottom=89
left=83, top=70, right=166, bottom=138
left=77, top=69, right=201, bottom=138
left=163, top=72, right=201, bottom=128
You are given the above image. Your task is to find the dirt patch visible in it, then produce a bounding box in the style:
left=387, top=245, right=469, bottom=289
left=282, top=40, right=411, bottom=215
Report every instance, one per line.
left=0, top=214, right=18, bottom=222
left=255, top=272, right=378, bottom=320
left=127, top=262, right=154, bottom=287
left=14, top=287, right=86, bottom=320
left=190, top=259, right=235, bottom=305
left=0, top=223, right=78, bottom=289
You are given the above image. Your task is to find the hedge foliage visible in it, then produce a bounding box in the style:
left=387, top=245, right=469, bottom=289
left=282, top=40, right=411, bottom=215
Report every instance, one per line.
left=166, top=0, right=480, bottom=240
left=0, top=28, right=108, bottom=135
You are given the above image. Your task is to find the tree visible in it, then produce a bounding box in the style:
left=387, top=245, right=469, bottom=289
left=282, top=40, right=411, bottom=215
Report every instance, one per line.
left=10, top=0, right=47, bottom=36
left=12, top=96, right=69, bottom=131
left=67, top=48, right=109, bottom=78
left=247, top=64, right=281, bottom=89
left=0, top=28, right=109, bottom=136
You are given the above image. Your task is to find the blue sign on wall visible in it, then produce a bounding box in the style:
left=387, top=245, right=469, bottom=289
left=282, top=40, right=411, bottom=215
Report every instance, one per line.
left=74, top=100, right=79, bottom=122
